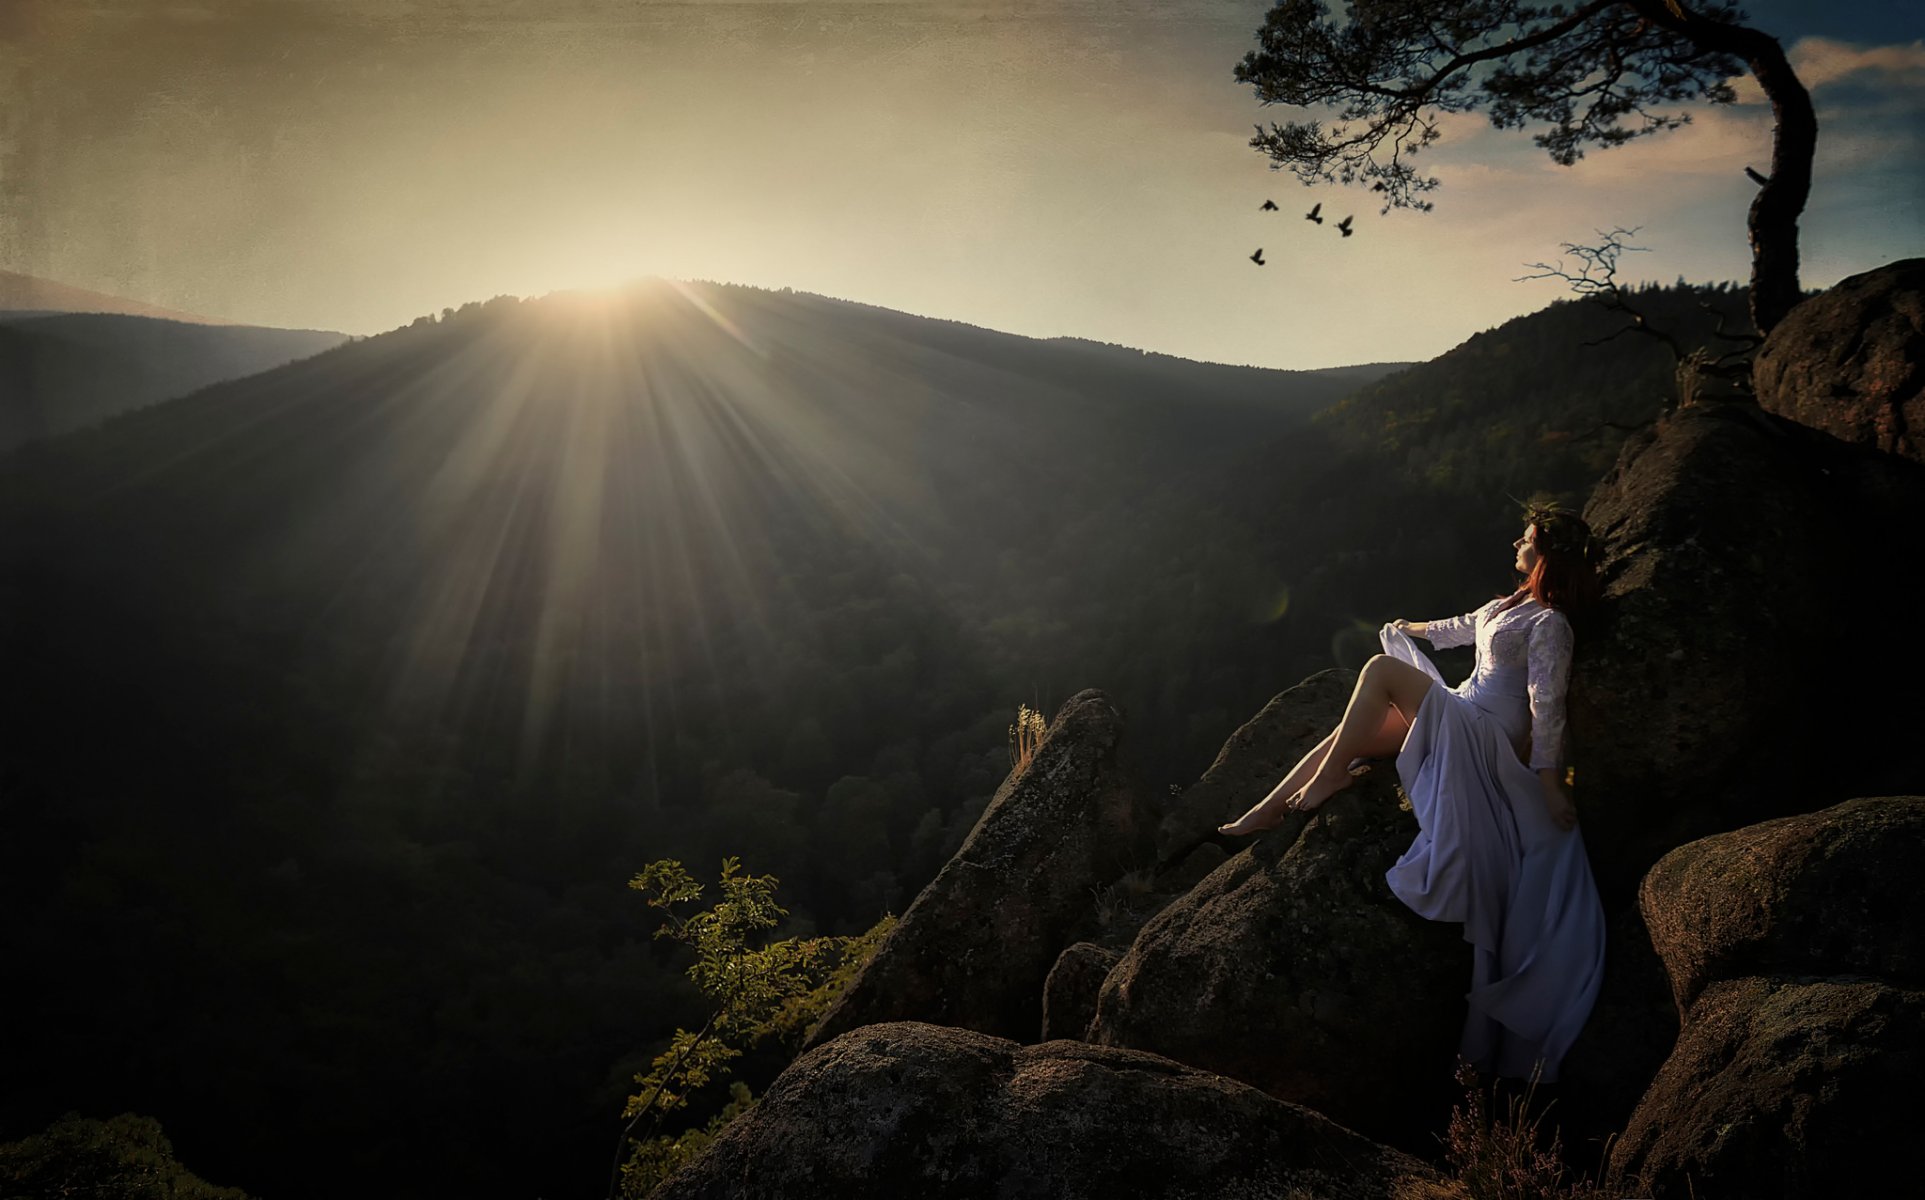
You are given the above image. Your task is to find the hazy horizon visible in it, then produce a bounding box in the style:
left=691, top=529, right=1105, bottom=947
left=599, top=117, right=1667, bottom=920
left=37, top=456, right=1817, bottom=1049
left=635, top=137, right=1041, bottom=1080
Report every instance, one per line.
left=3, top=0, right=1919, bottom=369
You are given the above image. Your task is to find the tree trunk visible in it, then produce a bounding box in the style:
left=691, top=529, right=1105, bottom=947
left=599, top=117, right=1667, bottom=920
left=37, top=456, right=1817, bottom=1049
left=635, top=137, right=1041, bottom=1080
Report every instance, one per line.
left=1633, top=2, right=1817, bottom=335
left=1742, top=36, right=1817, bottom=335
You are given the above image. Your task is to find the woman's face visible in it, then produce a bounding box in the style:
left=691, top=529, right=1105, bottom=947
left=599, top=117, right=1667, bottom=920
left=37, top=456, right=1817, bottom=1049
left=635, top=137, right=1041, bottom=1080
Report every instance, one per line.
left=1513, top=524, right=1540, bottom=575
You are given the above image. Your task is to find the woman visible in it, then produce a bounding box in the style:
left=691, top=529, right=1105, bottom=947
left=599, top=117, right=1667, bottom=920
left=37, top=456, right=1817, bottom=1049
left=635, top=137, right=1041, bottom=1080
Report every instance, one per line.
left=1218, top=503, right=1607, bottom=1083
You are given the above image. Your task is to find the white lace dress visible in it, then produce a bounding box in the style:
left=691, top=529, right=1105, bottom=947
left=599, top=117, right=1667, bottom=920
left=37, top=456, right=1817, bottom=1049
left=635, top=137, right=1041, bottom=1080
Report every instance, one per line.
left=1377, top=592, right=1607, bottom=1081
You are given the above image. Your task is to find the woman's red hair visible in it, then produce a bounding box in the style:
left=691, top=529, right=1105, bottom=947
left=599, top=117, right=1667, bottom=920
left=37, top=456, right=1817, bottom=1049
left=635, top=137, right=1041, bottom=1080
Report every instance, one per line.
left=1498, top=507, right=1601, bottom=621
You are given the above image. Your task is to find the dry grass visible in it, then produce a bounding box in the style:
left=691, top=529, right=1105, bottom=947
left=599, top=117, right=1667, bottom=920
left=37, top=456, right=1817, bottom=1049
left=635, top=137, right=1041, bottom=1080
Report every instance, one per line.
left=1008, top=703, right=1047, bottom=773
left=1426, top=1058, right=1650, bottom=1200
left=1088, top=865, right=1159, bottom=930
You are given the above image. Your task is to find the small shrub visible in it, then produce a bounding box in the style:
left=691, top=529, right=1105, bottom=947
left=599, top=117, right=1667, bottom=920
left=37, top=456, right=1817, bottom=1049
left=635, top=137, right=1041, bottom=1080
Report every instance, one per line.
left=0, top=1113, right=250, bottom=1200
left=612, top=858, right=892, bottom=1199
left=1432, top=1058, right=1648, bottom=1200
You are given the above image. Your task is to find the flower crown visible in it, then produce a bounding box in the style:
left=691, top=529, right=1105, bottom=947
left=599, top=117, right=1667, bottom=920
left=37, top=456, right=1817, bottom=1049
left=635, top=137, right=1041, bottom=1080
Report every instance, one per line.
left=1520, top=502, right=1597, bottom=562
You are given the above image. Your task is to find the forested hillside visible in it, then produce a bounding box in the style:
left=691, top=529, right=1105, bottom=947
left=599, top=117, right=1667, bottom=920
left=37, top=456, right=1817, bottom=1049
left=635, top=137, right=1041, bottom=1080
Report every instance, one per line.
left=1017, top=283, right=1751, bottom=778
left=0, top=278, right=1746, bottom=1199
left=0, top=279, right=1385, bottom=1200
left=0, top=313, right=347, bottom=450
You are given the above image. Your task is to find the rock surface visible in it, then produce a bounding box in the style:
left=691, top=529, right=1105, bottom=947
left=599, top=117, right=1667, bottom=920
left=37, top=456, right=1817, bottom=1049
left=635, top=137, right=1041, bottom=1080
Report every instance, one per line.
left=1755, top=258, right=1925, bottom=463
left=1640, top=796, right=1925, bottom=1013
left=804, top=689, right=1157, bottom=1049
left=1608, top=976, right=1923, bottom=1199
left=1089, top=768, right=1466, bottom=1149
left=1572, top=402, right=1925, bottom=902
left=649, top=1021, right=1443, bottom=1200
left=1041, top=941, right=1120, bottom=1041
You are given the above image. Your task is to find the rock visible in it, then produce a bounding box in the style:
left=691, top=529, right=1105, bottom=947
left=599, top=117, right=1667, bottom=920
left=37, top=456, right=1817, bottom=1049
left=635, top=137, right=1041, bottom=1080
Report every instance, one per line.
left=803, top=690, right=1157, bottom=1049
left=1088, top=769, right=1466, bottom=1149
left=1041, top=942, right=1121, bottom=1041
left=1754, top=258, right=1925, bottom=463
left=1640, top=796, right=1925, bottom=1013
left=649, top=1021, right=1444, bottom=1200
left=1571, top=404, right=1925, bottom=903
left=1608, top=976, right=1924, bottom=1200
left=1156, top=670, right=1355, bottom=865
left=1161, top=840, right=1228, bottom=896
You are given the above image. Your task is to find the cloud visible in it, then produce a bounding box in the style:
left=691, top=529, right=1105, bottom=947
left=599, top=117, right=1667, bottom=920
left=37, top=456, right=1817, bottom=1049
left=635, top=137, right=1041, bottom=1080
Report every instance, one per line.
left=1730, top=37, right=1925, bottom=103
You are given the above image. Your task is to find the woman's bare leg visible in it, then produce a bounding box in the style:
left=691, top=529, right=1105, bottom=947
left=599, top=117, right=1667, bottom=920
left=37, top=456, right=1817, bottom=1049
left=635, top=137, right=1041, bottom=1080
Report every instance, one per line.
left=1288, top=655, right=1434, bottom=814
left=1218, top=705, right=1410, bottom=837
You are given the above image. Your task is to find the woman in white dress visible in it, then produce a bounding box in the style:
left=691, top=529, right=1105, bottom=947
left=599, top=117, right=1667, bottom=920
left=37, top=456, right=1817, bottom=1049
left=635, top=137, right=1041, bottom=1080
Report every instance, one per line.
left=1218, top=504, right=1607, bottom=1082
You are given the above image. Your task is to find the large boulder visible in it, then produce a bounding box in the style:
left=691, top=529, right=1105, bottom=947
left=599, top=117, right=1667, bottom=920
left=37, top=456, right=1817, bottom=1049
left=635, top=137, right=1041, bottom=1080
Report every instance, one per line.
left=1608, top=976, right=1923, bottom=1199
left=1573, top=403, right=1925, bottom=903
left=1754, top=258, right=1925, bottom=463
left=803, top=689, right=1157, bottom=1049
left=1156, top=670, right=1355, bottom=864
left=1088, top=769, right=1466, bottom=1149
left=1640, top=796, right=1925, bottom=1013
left=649, top=1022, right=1443, bottom=1200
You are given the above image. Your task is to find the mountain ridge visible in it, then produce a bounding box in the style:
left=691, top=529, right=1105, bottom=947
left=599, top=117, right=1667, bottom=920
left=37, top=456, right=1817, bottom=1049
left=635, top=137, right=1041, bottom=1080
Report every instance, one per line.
left=0, top=269, right=238, bottom=325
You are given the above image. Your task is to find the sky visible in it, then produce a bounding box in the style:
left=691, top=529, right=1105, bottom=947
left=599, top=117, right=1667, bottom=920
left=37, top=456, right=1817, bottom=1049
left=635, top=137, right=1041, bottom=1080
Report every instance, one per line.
left=2, top=0, right=1920, bottom=369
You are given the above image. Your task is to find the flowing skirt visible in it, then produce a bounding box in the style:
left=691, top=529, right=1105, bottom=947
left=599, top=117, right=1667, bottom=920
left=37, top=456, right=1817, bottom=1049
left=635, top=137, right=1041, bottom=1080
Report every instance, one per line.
left=1378, top=624, right=1607, bottom=1082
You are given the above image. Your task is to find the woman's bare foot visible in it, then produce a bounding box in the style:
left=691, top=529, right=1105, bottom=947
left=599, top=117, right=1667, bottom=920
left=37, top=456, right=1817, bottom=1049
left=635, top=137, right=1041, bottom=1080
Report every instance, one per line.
left=1217, top=790, right=1297, bottom=837
left=1286, top=763, right=1357, bottom=813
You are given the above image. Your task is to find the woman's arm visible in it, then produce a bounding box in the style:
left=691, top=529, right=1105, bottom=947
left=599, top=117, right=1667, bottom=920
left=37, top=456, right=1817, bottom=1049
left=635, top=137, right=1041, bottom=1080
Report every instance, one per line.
left=1408, top=599, right=1495, bottom=650
left=1527, top=613, right=1577, bottom=830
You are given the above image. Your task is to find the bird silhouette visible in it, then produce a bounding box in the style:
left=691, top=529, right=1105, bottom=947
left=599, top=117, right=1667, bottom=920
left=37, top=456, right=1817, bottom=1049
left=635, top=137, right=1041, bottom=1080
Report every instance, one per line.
left=1305, top=202, right=1323, bottom=224
left=1745, top=166, right=1770, bottom=186
left=1336, top=215, right=1354, bottom=237
left=1250, top=248, right=1266, bottom=266
left=1260, top=199, right=1278, bottom=211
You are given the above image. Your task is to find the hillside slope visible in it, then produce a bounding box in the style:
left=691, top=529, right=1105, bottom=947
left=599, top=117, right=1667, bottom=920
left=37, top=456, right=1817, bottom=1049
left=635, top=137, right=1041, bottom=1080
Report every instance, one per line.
left=1, top=313, right=348, bottom=450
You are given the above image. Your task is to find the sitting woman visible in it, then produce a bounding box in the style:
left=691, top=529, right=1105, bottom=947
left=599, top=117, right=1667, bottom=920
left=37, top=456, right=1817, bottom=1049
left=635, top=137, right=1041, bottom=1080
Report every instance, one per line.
left=1218, top=503, right=1607, bottom=1083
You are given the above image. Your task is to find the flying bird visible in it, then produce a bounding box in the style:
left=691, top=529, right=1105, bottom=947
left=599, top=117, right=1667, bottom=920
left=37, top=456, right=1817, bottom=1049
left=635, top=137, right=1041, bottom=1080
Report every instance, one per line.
left=1261, top=199, right=1278, bottom=211
left=1336, top=215, right=1354, bottom=237
left=1250, top=248, right=1266, bottom=266
left=1305, top=203, right=1323, bottom=224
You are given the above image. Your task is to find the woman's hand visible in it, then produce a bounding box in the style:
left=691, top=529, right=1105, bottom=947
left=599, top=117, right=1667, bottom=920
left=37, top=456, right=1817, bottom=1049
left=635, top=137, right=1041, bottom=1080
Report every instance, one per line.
left=1538, top=774, right=1577, bottom=831
left=1391, top=618, right=1422, bottom=638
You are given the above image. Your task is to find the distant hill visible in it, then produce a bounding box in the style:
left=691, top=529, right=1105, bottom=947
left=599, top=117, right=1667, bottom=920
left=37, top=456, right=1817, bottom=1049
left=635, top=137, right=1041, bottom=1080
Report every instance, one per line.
left=0, top=278, right=1403, bottom=1200
left=1064, top=282, right=1753, bottom=756
left=0, top=275, right=1753, bottom=1200
left=0, top=272, right=1758, bottom=1200
left=0, top=269, right=235, bottom=324
left=1, top=313, right=350, bottom=451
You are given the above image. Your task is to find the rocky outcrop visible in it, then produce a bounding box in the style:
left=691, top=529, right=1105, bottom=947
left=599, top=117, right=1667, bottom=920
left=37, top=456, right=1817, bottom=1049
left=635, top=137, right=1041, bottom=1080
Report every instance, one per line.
left=1640, top=796, right=1925, bottom=1013
left=1573, top=401, right=1925, bottom=902
left=1157, top=670, right=1355, bottom=864
left=1041, top=941, right=1120, bottom=1041
left=1088, top=768, right=1466, bottom=1149
left=1754, top=258, right=1925, bottom=463
left=1608, top=976, right=1923, bottom=1199
left=649, top=1021, right=1444, bottom=1200
left=803, top=690, right=1157, bottom=1049
left=1607, top=797, right=1925, bottom=1198
left=732, top=281, right=1925, bottom=1196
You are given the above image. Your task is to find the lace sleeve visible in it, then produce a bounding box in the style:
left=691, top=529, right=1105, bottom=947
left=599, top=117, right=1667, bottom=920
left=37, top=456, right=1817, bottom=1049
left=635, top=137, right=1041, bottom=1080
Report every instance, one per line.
left=1423, top=599, right=1494, bottom=650
left=1526, top=611, right=1575, bottom=772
